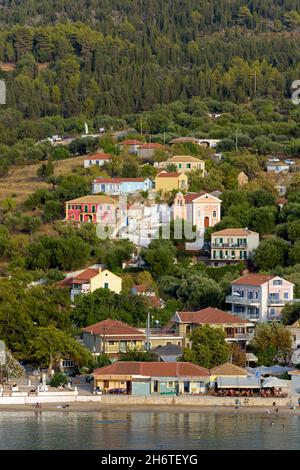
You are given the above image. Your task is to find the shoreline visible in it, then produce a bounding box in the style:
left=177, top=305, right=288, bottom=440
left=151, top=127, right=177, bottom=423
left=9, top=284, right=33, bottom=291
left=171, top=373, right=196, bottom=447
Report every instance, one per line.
left=0, top=402, right=300, bottom=414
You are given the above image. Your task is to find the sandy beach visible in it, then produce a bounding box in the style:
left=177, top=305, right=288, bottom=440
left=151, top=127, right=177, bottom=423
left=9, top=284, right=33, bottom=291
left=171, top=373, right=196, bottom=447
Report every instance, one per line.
left=0, top=402, right=299, bottom=414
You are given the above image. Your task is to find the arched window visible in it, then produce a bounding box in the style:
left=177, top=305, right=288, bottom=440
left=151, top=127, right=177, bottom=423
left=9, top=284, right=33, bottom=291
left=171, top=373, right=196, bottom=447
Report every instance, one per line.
left=213, top=210, right=217, bottom=218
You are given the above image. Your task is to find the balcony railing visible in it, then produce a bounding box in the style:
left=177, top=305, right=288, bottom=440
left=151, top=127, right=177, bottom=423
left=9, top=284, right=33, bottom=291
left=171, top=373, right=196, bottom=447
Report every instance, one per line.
left=226, top=295, right=260, bottom=306
left=211, top=243, right=248, bottom=249
left=268, top=298, right=286, bottom=305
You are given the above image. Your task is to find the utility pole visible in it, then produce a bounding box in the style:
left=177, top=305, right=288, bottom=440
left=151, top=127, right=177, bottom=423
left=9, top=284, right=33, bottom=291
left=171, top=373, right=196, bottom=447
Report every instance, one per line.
left=146, top=312, right=150, bottom=351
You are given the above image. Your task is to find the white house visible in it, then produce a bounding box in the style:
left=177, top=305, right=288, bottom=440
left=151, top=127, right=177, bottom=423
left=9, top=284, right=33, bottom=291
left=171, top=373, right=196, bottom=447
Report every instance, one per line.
left=226, top=274, right=294, bottom=322
left=84, top=153, right=113, bottom=168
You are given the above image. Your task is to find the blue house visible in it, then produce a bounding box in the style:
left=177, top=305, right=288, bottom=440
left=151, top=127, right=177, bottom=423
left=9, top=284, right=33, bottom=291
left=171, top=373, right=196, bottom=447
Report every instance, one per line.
left=92, top=177, right=152, bottom=195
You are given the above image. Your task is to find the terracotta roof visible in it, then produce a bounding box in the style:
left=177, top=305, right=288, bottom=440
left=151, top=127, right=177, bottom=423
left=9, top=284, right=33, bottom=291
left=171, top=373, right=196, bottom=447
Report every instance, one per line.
left=74, top=268, right=99, bottom=281
left=156, top=171, right=182, bottom=178
left=288, top=370, right=300, bottom=375
left=211, top=228, right=258, bottom=237
left=132, top=284, right=150, bottom=293
left=210, top=363, right=249, bottom=376
left=138, top=143, right=165, bottom=150
left=183, top=192, right=208, bottom=203
left=85, top=153, right=112, bottom=161
left=232, top=274, right=276, bottom=286
left=276, top=197, right=288, bottom=205
left=83, top=319, right=146, bottom=339
left=168, top=155, right=202, bottom=163
left=56, top=268, right=100, bottom=287
left=93, top=177, right=146, bottom=183
left=176, top=307, right=249, bottom=325
left=120, top=140, right=144, bottom=145
left=93, top=361, right=210, bottom=377
left=66, top=195, right=116, bottom=204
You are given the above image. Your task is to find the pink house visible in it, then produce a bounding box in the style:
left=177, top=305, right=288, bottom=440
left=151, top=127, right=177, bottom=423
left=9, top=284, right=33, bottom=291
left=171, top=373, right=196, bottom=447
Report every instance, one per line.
left=65, top=195, right=117, bottom=224
left=173, top=192, right=222, bottom=231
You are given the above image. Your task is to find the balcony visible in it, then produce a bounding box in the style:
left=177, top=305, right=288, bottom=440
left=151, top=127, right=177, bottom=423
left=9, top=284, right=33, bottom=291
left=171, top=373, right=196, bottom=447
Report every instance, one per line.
left=226, top=295, right=260, bottom=306
left=211, top=243, right=248, bottom=249
left=267, top=298, right=285, bottom=306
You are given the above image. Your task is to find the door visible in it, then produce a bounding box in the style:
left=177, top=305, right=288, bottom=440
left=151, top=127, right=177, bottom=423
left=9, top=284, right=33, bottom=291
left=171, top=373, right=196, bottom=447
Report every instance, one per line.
left=126, top=381, right=132, bottom=395
left=183, top=381, right=190, bottom=393
left=204, top=216, right=210, bottom=228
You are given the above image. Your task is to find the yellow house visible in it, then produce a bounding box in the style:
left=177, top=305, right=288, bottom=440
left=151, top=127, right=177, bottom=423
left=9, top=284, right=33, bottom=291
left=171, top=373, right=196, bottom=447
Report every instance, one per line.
left=82, top=319, right=146, bottom=358
left=155, top=171, right=188, bottom=193
left=167, top=155, right=205, bottom=174
left=56, top=265, right=122, bottom=301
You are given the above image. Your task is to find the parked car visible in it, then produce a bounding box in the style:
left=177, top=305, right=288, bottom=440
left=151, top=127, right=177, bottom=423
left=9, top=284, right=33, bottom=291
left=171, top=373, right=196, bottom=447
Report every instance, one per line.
left=284, top=159, right=296, bottom=165
left=268, top=157, right=280, bottom=163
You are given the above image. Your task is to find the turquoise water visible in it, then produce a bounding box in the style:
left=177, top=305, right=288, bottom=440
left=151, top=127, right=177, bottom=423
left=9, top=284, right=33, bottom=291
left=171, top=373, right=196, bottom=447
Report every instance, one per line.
left=0, top=410, right=299, bottom=450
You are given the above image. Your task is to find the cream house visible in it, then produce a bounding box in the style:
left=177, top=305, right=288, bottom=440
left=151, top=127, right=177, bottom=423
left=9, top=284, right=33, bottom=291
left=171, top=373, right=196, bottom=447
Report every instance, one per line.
left=164, top=155, right=205, bottom=174
left=56, top=265, right=122, bottom=301
left=210, top=228, right=259, bottom=266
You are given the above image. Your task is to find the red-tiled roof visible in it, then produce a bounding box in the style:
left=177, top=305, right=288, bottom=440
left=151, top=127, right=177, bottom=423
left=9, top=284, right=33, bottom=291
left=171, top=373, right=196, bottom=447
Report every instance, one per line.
left=176, top=307, right=249, bottom=324
left=132, top=284, right=151, bottom=293
left=74, top=268, right=99, bottom=281
left=157, top=171, right=181, bottom=178
left=93, top=361, right=209, bottom=377
left=85, top=153, right=112, bottom=161
left=93, top=177, right=146, bottom=183
left=83, top=319, right=146, bottom=339
left=276, top=197, right=288, bottom=205
left=232, top=274, right=276, bottom=286
left=56, top=268, right=99, bottom=288
left=183, top=192, right=207, bottom=203
left=211, top=228, right=258, bottom=237
left=120, top=140, right=144, bottom=145
left=138, top=143, right=165, bottom=149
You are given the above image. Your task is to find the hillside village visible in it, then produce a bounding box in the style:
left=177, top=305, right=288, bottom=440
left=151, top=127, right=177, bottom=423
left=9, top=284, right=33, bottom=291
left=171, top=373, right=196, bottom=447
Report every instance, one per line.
left=0, top=125, right=300, bottom=402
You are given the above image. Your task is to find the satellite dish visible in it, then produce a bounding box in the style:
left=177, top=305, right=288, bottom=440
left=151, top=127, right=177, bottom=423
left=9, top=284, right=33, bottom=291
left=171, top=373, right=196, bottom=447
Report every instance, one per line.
left=291, top=349, right=300, bottom=365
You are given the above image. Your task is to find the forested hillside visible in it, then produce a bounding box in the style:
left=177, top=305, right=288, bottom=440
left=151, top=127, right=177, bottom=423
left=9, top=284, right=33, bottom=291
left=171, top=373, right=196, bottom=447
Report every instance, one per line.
left=0, top=1, right=300, bottom=120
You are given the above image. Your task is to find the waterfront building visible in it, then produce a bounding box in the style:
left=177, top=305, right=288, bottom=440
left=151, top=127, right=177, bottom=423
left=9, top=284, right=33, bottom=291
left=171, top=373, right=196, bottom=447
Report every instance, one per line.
left=93, top=361, right=210, bottom=395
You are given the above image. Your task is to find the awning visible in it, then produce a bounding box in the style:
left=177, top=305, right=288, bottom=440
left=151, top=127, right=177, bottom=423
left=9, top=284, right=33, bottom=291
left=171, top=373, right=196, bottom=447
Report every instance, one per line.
left=262, top=377, right=289, bottom=388
left=246, top=353, right=258, bottom=362
left=217, top=376, right=261, bottom=389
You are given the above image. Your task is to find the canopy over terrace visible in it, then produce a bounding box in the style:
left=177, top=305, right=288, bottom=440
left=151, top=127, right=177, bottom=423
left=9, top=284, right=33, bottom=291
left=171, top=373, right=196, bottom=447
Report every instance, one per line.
left=216, top=376, right=261, bottom=389
left=262, top=377, right=289, bottom=388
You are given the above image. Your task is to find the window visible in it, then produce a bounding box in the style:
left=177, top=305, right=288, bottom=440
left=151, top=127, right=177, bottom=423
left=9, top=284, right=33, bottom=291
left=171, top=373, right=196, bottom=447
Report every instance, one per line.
left=178, top=163, right=182, bottom=169
left=84, top=205, right=88, bottom=213
left=270, top=308, right=276, bottom=315
left=198, top=210, right=200, bottom=217
left=284, top=292, right=289, bottom=299
left=62, top=360, right=75, bottom=367
left=167, top=381, right=174, bottom=388
left=186, top=163, right=191, bottom=169
left=108, top=341, right=114, bottom=346
left=107, top=205, right=110, bottom=210
left=92, top=205, right=96, bottom=213
left=197, top=381, right=204, bottom=388
left=213, top=210, right=217, bottom=217
left=104, top=282, right=109, bottom=289
left=273, top=279, right=282, bottom=285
